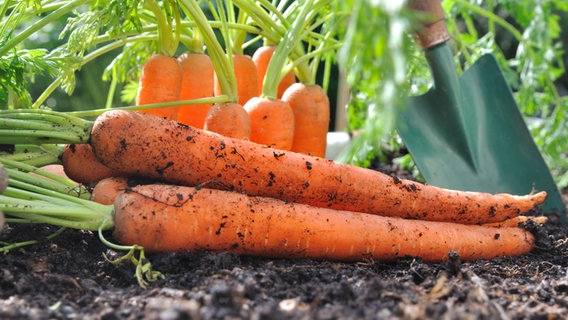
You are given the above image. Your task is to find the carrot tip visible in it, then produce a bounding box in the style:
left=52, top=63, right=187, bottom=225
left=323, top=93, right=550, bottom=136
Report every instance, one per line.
left=531, top=191, right=548, bottom=205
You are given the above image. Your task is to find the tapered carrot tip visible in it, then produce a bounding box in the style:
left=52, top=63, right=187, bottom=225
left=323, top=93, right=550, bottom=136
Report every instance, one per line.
left=530, top=191, right=547, bottom=206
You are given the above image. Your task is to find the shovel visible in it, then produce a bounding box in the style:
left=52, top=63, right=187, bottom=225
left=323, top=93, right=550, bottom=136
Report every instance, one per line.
left=395, top=0, right=566, bottom=221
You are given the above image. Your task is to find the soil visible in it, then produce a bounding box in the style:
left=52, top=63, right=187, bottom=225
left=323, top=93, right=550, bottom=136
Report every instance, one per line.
left=1, top=161, right=567, bottom=320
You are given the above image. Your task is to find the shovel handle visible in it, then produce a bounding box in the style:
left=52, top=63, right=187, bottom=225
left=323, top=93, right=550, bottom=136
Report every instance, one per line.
left=409, top=0, right=450, bottom=49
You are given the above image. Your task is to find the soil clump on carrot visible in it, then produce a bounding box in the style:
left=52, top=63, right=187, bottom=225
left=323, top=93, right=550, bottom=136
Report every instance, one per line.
left=0, top=161, right=566, bottom=319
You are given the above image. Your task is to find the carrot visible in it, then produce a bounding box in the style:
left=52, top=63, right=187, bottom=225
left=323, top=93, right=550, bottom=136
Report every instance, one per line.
left=113, top=184, right=536, bottom=262
left=203, top=102, right=251, bottom=140
left=38, top=164, right=70, bottom=181
left=90, top=176, right=129, bottom=205
left=136, top=54, right=183, bottom=120
left=89, top=110, right=546, bottom=225
left=252, top=45, right=296, bottom=98
left=214, top=54, right=258, bottom=106
left=61, top=144, right=124, bottom=186
left=243, top=96, right=295, bottom=150
left=483, top=216, right=549, bottom=228
left=282, top=83, right=330, bottom=157
left=176, top=52, right=215, bottom=128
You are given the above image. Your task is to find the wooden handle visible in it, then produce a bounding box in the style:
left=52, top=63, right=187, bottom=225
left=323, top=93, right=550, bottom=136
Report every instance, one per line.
left=409, top=0, right=450, bottom=49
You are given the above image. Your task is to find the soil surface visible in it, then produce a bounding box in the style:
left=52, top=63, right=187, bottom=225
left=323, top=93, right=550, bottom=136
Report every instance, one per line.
left=1, top=162, right=567, bottom=320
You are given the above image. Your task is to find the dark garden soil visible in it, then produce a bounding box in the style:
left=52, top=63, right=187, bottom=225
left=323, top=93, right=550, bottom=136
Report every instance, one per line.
left=1, top=160, right=567, bottom=320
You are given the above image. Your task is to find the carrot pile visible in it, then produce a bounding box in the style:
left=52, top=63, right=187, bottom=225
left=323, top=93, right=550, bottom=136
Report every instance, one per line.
left=0, top=109, right=548, bottom=267
left=0, top=0, right=552, bottom=287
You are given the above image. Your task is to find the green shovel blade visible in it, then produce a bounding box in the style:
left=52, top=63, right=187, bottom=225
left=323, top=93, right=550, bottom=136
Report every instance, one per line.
left=397, top=44, right=566, bottom=220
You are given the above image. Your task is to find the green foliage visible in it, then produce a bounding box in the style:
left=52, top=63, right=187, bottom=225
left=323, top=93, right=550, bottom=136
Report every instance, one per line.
left=335, top=0, right=416, bottom=164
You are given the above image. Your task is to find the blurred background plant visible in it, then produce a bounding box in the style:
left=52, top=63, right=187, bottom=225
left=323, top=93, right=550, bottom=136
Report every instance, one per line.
left=1, top=0, right=567, bottom=188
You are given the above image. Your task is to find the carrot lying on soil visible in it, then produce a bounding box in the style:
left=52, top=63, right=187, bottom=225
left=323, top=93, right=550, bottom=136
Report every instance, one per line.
left=483, top=216, right=549, bottom=228
left=61, top=144, right=124, bottom=186
left=176, top=52, right=215, bottom=128
left=203, top=102, right=251, bottom=140
left=214, top=54, right=258, bottom=106
left=252, top=45, right=296, bottom=98
left=136, top=54, right=182, bottom=120
left=89, top=110, right=546, bottom=225
left=113, top=184, right=537, bottom=262
left=244, top=96, right=295, bottom=150
left=282, top=83, right=330, bottom=158
left=90, top=176, right=129, bottom=205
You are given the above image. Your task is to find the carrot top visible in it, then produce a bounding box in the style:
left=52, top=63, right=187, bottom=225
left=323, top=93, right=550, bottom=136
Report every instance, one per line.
left=179, top=0, right=238, bottom=102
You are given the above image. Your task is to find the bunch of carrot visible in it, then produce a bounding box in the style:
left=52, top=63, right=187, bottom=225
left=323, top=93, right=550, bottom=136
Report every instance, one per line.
left=0, top=108, right=548, bottom=271
left=132, top=0, right=336, bottom=157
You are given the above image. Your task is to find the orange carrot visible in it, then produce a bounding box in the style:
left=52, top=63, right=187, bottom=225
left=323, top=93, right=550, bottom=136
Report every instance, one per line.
left=61, top=144, right=124, bottom=186
left=113, top=184, right=537, bottom=262
left=136, top=54, right=183, bottom=120
left=252, top=45, right=296, bottom=98
left=38, top=164, right=70, bottom=181
left=90, top=110, right=546, bottom=225
left=214, top=54, right=258, bottom=106
left=203, top=102, right=251, bottom=140
left=243, top=96, right=295, bottom=150
left=483, top=216, right=548, bottom=228
left=176, top=52, right=215, bottom=128
left=90, top=176, right=129, bottom=205
left=282, top=83, right=330, bottom=158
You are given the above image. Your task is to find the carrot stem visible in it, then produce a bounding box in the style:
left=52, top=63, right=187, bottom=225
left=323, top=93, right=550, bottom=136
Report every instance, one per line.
left=179, top=0, right=238, bottom=101
left=69, top=95, right=231, bottom=118
left=0, top=227, right=67, bottom=254
left=262, top=0, right=313, bottom=98
left=0, top=144, right=63, bottom=168
left=0, top=109, right=92, bottom=144
left=146, top=0, right=177, bottom=56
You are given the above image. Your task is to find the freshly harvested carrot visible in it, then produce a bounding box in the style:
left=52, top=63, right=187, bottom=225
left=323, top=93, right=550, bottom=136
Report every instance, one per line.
left=282, top=83, right=330, bottom=158
left=90, top=176, right=129, bottom=205
left=38, top=164, right=70, bottom=181
left=214, top=54, right=258, bottom=106
left=136, top=54, right=183, bottom=120
left=176, top=52, right=215, bottom=128
left=203, top=102, right=251, bottom=140
left=243, top=96, right=295, bottom=150
left=61, top=144, right=124, bottom=186
left=483, top=216, right=549, bottom=228
left=113, top=184, right=537, bottom=262
left=90, top=110, right=546, bottom=225
left=252, top=45, right=296, bottom=98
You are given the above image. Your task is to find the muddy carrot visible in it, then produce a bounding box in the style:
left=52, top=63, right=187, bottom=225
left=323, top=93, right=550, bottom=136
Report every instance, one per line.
left=483, top=216, right=549, bottom=228
left=90, top=176, right=129, bottom=205
left=113, top=184, right=537, bottom=262
left=176, top=52, right=215, bottom=128
left=61, top=144, right=124, bottom=186
left=89, top=110, right=546, bottom=225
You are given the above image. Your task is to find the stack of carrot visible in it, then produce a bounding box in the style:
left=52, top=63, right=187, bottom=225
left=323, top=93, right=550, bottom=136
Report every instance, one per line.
left=48, top=109, right=547, bottom=263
